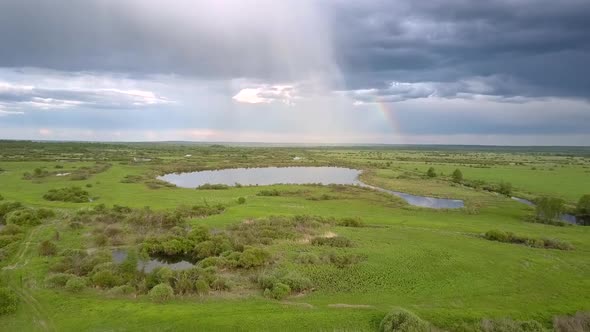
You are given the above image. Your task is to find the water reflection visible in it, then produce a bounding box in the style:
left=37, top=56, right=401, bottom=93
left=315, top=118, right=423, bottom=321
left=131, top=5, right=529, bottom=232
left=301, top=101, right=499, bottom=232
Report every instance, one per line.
left=112, top=249, right=194, bottom=273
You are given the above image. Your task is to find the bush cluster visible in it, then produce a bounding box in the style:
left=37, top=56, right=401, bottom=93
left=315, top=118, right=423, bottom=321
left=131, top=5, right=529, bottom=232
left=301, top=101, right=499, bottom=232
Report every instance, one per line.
left=256, top=189, right=281, bottom=196
left=310, top=236, right=353, bottom=248
left=43, top=187, right=90, bottom=203
left=0, top=201, right=23, bottom=223
left=484, top=230, right=573, bottom=250
left=258, top=270, right=312, bottom=300
left=480, top=318, right=548, bottom=332
left=196, top=183, right=229, bottom=190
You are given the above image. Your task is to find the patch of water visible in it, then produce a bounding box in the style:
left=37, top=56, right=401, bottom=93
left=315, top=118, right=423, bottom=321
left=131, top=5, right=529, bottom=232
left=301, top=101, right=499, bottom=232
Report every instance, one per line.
left=158, top=167, right=466, bottom=209
left=112, top=249, right=194, bottom=273
left=511, top=197, right=583, bottom=225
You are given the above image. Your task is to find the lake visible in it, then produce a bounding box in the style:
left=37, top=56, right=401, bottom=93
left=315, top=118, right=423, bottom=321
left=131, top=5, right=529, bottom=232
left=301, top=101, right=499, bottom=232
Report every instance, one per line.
left=158, top=167, right=465, bottom=209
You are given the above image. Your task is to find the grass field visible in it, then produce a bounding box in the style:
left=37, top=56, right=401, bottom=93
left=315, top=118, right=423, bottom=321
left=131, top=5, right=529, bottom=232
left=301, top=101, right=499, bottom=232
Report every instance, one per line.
left=0, top=142, right=589, bottom=331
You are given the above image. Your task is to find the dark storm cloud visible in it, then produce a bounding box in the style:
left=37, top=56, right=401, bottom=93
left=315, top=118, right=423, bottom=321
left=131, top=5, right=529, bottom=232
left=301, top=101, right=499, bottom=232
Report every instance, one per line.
left=1, top=0, right=589, bottom=100
left=0, top=1, right=335, bottom=81
left=330, top=0, right=590, bottom=99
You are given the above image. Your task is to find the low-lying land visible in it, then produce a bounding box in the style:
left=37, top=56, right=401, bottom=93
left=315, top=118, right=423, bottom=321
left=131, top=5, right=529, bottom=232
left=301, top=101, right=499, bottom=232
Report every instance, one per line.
left=0, top=141, right=589, bottom=331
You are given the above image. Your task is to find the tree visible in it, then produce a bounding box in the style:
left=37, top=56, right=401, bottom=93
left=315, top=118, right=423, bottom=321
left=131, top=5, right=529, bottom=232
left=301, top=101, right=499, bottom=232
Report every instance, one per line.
left=452, top=169, right=463, bottom=183
left=498, top=182, right=512, bottom=196
left=0, top=287, right=18, bottom=315
left=237, top=197, right=246, bottom=204
left=576, top=194, right=590, bottom=225
left=535, top=197, right=564, bottom=222
left=426, top=167, right=436, bottom=178
left=576, top=195, right=590, bottom=216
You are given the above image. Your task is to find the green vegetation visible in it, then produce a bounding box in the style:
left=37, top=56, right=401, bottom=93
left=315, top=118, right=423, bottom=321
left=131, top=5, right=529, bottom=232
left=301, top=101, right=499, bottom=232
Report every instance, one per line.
left=43, top=186, right=90, bottom=203
left=148, top=283, right=174, bottom=303
left=197, top=183, right=229, bottom=190
left=379, top=309, right=430, bottom=332
left=0, top=141, right=589, bottom=331
left=484, top=230, right=573, bottom=250
left=426, top=167, right=437, bottom=178
left=452, top=168, right=463, bottom=183
left=0, top=288, right=18, bottom=315
left=535, top=197, right=565, bottom=223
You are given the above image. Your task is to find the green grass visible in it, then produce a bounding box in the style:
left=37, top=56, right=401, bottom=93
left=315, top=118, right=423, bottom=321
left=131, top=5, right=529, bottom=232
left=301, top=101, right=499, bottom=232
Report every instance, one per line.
left=1, top=143, right=589, bottom=331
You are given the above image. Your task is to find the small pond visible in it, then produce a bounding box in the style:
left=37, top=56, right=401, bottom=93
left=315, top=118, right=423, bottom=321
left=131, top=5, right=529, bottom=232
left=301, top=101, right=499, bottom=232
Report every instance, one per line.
left=112, top=249, right=194, bottom=273
left=511, top=197, right=586, bottom=225
left=158, top=167, right=465, bottom=209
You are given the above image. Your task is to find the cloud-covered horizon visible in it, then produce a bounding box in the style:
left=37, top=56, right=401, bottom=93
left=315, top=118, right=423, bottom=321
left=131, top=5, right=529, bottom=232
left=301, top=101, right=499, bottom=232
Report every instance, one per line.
left=1, top=0, right=589, bottom=145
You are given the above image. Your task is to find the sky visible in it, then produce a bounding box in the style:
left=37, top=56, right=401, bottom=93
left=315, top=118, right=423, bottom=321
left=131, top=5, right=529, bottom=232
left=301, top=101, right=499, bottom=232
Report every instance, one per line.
left=0, top=0, right=589, bottom=145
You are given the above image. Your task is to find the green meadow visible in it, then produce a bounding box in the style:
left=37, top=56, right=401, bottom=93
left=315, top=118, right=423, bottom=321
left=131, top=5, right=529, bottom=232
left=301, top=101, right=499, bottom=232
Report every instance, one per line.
left=0, top=141, right=589, bottom=331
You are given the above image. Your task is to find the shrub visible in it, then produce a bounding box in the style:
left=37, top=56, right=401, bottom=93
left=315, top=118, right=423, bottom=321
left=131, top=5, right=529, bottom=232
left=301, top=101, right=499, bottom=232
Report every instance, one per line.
left=92, top=270, right=122, bottom=289
left=480, top=318, right=548, bottom=332
left=0, top=287, right=18, bottom=315
left=211, top=277, right=232, bottom=291
left=0, top=202, right=23, bottom=223
left=452, top=169, right=463, bottom=183
left=38, top=240, right=58, bottom=256
left=43, top=187, right=90, bottom=203
left=195, top=279, right=210, bottom=295
left=484, top=230, right=573, bottom=250
left=379, top=308, right=429, bottom=332
left=237, top=197, right=246, bottom=204
left=196, top=183, right=229, bottom=190
left=65, top=277, right=87, bottom=293
left=296, top=252, right=320, bottom=264
left=264, top=282, right=291, bottom=300
left=498, top=181, right=513, bottom=196
left=107, top=285, right=135, bottom=296
left=553, top=311, right=590, bottom=332
left=310, top=236, right=353, bottom=247
left=0, top=224, right=23, bottom=236
left=484, top=230, right=509, bottom=242
left=5, top=209, right=41, bottom=226
left=0, top=234, right=23, bottom=248
left=45, top=273, right=76, bottom=288
left=148, top=283, right=174, bottom=302
left=238, top=247, right=271, bottom=268
left=0, top=194, right=3, bottom=201
left=338, top=217, right=364, bottom=227
left=94, top=234, right=108, bottom=247
left=325, top=252, right=367, bottom=268
left=426, top=167, right=437, bottom=178
left=257, top=189, right=281, bottom=197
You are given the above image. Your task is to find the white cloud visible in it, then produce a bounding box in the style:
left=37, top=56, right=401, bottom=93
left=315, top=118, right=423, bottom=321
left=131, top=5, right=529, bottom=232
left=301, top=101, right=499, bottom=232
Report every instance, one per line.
left=0, top=68, right=175, bottom=113
left=233, top=84, right=298, bottom=105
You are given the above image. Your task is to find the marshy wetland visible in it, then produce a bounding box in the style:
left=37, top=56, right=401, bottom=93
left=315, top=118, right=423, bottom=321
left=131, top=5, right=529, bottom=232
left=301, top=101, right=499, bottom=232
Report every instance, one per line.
left=1, top=141, right=590, bottom=331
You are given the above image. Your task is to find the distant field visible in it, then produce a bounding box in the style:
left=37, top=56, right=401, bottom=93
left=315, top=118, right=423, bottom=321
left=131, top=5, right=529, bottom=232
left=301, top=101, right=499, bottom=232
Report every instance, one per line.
left=1, top=142, right=589, bottom=331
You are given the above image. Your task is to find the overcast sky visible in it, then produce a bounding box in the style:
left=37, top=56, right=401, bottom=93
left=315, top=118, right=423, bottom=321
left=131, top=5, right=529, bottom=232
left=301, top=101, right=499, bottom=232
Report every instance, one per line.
left=1, top=0, right=589, bottom=145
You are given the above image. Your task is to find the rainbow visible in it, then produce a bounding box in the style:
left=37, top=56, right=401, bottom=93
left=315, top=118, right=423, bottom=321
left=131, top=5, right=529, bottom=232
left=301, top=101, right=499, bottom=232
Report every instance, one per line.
left=376, top=101, right=403, bottom=143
